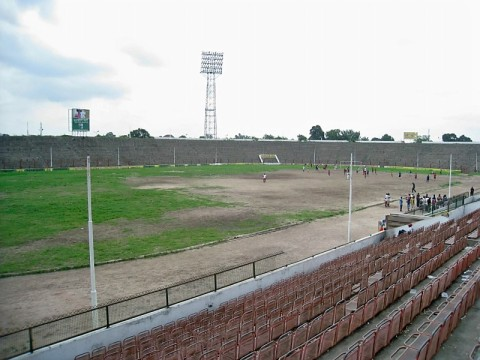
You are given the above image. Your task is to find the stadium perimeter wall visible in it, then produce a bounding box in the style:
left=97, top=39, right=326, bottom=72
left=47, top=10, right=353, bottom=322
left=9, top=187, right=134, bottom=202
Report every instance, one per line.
left=0, top=136, right=479, bottom=172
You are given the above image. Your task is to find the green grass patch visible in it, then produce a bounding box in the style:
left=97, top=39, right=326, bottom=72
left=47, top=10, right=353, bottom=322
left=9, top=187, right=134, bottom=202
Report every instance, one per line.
left=0, top=208, right=346, bottom=275
left=285, top=209, right=346, bottom=223
left=0, top=169, right=226, bottom=247
left=439, top=181, right=461, bottom=188
left=0, top=227, right=225, bottom=274
left=0, top=165, right=352, bottom=275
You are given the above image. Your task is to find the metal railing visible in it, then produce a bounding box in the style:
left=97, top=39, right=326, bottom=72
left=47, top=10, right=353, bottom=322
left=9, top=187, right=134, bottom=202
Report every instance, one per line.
left=404, top=192, right=469, bottom=216
left=0, top=251, right=283, bottom=359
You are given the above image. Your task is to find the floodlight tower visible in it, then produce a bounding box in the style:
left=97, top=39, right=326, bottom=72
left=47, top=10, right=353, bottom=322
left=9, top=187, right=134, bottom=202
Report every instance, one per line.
left=200, top=51, right=223, bottom=139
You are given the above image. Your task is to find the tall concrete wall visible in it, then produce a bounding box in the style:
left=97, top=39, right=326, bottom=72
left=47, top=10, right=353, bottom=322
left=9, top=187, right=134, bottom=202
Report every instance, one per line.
left=0, top=136, right=479, bottom=172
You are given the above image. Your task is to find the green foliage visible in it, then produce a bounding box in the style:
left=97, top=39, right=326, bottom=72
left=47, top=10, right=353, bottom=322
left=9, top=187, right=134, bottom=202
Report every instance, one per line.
left=340, top=130, right=360, bottom=142
left=442, top=133, right=457, bottom=142
left=234, top=133, right=254, bottom=140
left=325, top=129, right=341, bottom=140
left=372, top=134, right=394, bottom=141
left=381, top=134, right=395, bottom=141
left=129, top=128, right=152, bottom=138
left=297, top=134, right=307, bottom=141
left=415, top=135, right=431, bottom=143
left=442, top=133, right=471, bottom=142
left=262, top=134, right=288, bottom=140
left=309, top=125, right=325, bottom=140
left=457, top=135, right=472, bottom=142
left=325, top=129, right=359, bottom=142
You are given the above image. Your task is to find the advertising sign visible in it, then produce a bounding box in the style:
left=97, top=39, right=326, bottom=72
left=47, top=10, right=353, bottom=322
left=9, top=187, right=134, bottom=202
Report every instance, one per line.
left=72, top=109, right=90, bottom=131
left=403, top=132, right=418, bottom=140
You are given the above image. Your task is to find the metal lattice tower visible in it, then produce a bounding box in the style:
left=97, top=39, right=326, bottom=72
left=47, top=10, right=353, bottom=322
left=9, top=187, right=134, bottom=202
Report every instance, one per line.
left=200, top=51, right=223, bottom=139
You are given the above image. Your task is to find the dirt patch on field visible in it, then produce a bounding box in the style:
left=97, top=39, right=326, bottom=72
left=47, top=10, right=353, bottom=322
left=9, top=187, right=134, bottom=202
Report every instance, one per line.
left=0, top=169, right=478, bottom=333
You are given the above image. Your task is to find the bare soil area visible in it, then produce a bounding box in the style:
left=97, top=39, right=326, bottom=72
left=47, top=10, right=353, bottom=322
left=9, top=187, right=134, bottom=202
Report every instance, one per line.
left=0, top=168, right=477, bottom=333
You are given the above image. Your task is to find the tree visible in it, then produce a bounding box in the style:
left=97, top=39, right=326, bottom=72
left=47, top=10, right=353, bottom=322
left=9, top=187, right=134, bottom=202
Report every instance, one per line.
left=234, top=133, right=253, bottom=139
left=371, top=137, right=381, bottom=141
left=325, top=129, right=341, bottom=140
left=105, top=132, right=116, bottom=138
left=415, top=135, right=431, bottom=143
left=263, top=134, right=275, bottom=140
left=309, top=125, right=325, bottom=140
left=380, top=134, right=395, bottom=141
left=340, top=129, right=360, bottom=142
left=457, top=135, right=472, bottom=142
left=360, top=136, right=369, bottom=141
left=442, top=133, right=457, bottom=142
left=129, top=128, right=151, bottom=138
left=297, top=134, right=307, bottom=141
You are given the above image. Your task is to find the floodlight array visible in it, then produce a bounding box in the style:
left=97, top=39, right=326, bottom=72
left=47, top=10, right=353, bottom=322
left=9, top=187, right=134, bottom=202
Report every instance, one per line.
left=200, top=51, right=223, bottom=74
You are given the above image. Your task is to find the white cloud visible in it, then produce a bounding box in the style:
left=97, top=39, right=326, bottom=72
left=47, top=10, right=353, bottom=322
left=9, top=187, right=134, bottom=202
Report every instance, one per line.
left=123, top=46, right=163, bottom=68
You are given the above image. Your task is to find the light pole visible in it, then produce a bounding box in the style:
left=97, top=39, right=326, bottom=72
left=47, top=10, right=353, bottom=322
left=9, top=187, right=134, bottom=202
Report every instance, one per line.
left=200, top=51, right=223, bottom=139
left=86, top=157, right=97, bottom=309
left=348, top=153, right=353, bottom=242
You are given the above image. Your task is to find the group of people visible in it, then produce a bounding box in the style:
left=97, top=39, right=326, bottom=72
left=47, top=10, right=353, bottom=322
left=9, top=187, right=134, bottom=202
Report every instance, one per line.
left=392, top=186, right=476, bottom=214
left=402, top=193, right=449, bottom=213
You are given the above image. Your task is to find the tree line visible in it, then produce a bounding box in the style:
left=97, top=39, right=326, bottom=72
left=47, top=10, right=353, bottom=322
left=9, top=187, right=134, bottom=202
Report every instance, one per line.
left=95, top=127, right=473, bottom=143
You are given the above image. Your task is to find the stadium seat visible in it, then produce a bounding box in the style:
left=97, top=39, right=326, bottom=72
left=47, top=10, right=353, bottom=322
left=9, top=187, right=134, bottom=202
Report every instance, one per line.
left=319, top=325, right=337, bottom=355
left=199, top=348, right=219, bottom=360
left=336, top=314, right=352, bottom=343
left=256, top=341, right=276, bottom=360
left=292, top=322, right=308, bottom=349
left=321, top=307, right=334, bottom=332
left=74, top=353, right=90, bottom=360
left=360, top=329, right=376, bottom=360
left=91, top=346, right=106, bottom=360
left=278, top=346, right=303, bottom=360
left=374, top=319, right=390, bottom=354
left=238, top=331, right=255, bottom=359
left=219, top=338, right=238, bottom=360
left=276, top=331, right=293, bottom=359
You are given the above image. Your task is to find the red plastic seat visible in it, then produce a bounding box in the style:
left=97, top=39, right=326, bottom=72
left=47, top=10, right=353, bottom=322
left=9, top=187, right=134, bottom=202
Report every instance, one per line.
left=256, top=341, right=276, bottom=360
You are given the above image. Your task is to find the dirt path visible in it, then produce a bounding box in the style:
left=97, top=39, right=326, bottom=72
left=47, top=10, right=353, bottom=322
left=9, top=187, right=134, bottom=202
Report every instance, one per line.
left=0, top=169, right=477, bottom=333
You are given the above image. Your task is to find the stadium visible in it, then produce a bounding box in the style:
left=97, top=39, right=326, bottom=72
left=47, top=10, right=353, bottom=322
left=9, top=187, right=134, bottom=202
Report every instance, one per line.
left=0, top=136, right=479, bottom=360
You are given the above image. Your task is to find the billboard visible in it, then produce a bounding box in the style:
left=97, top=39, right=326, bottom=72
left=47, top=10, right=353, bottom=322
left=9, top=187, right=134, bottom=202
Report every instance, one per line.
left=403, top=132, right=418, bottom=140
left=71, top=109, right=90, bottom=131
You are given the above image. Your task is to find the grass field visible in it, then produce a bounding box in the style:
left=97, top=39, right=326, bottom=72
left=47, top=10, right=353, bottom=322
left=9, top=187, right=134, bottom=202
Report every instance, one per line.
left=0, top=163, right=466, bottom=276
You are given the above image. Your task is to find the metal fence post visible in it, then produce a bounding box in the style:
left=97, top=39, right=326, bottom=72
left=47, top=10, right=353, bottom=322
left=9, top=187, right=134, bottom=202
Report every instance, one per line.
left=29, top=327, right=33, bottom=353
left=166, top=288, right=169, bottom=308
left=253, top=262, right=256, bottom=278
left=106, top=306, right=110, bottom=328
left=214, top=274, right=218, bottom=291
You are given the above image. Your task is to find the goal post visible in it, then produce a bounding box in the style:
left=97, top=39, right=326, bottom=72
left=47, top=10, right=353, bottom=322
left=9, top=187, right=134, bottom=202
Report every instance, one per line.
left=259, top=154, right=280, bottom=165
left=339, top=160, right=363, bottom=167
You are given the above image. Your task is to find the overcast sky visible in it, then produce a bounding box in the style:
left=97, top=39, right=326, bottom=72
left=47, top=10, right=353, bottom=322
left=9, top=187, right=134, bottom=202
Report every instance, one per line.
left=1, top=0, right=479, bottom=141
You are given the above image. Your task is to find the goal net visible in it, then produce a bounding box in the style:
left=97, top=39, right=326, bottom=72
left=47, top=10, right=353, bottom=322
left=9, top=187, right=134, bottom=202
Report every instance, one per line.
left=259, top=154, right=280, bottom=165
left=339, top=160, right=363, bottom=167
